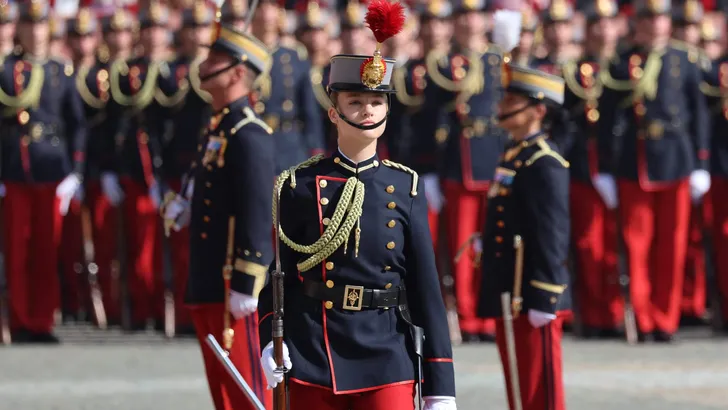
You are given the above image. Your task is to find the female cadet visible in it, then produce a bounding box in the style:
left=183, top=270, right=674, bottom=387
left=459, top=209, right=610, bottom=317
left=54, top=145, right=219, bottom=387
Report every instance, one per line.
left=256, top=1, right=456, bottom=410
left=477, top=64, right=572, bottom=410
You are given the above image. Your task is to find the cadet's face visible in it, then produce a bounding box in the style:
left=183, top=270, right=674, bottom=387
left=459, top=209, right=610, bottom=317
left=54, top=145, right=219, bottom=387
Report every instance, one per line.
left=497, top=92, right=539, bottom=135
left=199, top=50, right=237, bottom=92
left=105, top=30, right=133, bottom=53
left=18, top=21, right=49, bottom=55
left=423, top=18, right=453, bottom=48
left=141, top=26, right=168, bottom=49
left=0, top=22, right=15, bottom=42
left=341, top=27, right=373, bottom=55
left=70, top=34, right=97, bottom=57
left=678, top=24, right=701, bottom=46
left=518, top=32, right=534, bottom=53
left=253, top=3, right=279, bottom=34
left=329, top=92, right=388, bottom=142
left=545, top=22, right=572, bottom=47
left=591, top=17, right=619, bottom=46
left=641, top=14, right=672, bottom=39
left=459, top=11, right=487, bottom=37
left=301, top=28, right=328, bottom=53
left=193, top=26, right=213, bottom=48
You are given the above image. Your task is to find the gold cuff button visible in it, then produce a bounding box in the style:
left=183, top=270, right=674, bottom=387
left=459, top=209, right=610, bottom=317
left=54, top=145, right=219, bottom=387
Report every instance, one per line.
left=325, top=301, right=333, bottom=309
left=204, top=199, right=211, bottom=205
left=205, top=182, right=212, bottom=188
left=495, top=236, right=503, bottom=243
left=322, top=217, right=331, bottom=226
left=384, top=266, right=391, bottom=271
left=319, top=180, right=328, bottom=188
left=387, top=202, right=396, bottom=209
left=203, top=216, right=210, bottom=222
left=386, top=241, right=396, bottom=250
left=385, top=283, right=392, bottom=289
left=387, top=220, right=396, bottom=228
left=550, top=297, right=558, bottom=304
left=386, top=185, right=395, bottom=193
left=320, top=198, right=329, bottom=206
left=497, top=206, right=504, bottom=212
left=325, top=262, right=334, bottom=270
left=497, top=221, right=505, bottom=228
left=200, top=233, right=207, bottom=239
left=326, top=280, right=334, bottom=288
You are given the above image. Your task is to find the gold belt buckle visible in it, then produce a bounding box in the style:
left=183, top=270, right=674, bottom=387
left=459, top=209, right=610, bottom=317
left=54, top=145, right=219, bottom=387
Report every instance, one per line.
left=342, top=285, right=364, bottom=311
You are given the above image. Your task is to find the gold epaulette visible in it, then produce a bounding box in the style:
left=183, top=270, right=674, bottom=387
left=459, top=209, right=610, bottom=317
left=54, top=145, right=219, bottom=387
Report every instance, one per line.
left=75, top=65, right=108, bottom=109
left=669, top=39, right=711, bottom=70
left=700, top=81, right=722, bottom=97
left=278, top=154, right=325, bottom=189
left=562, top=59, right=603, bottom=100
left=381, top=159, right=419, bottom=197
left=229, top=106, right=273, bottom=136
left=310, top=66, right=333, bottom=110
left=189, top=58, right=212, bottom=103
left=524, top=139, right=570, bottom=168
left=392, top=65, right=424, bottom=107
left=294, top=42, right=308, bottom=61
left=598, top=55, right=632, bottom=92
left=425, top=50, right=460, bottom=92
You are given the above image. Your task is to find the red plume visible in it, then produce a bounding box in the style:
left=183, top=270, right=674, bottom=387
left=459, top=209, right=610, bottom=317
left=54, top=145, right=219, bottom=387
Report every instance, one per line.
left=364, top=0, right=405, bottom=44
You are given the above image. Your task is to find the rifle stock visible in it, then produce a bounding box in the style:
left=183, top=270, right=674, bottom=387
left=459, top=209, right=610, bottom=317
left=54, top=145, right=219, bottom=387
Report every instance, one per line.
left=272, top=181, right=288, bottom=410
left=80, top=205, right=107, bottom=329
left=0, top=198, right=10, bottom=345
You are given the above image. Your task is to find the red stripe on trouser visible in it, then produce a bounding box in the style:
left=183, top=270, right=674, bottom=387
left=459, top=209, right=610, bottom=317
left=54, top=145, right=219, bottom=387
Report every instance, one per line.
left=189, top=304, right=272, bottom=410
left=289, top=379, right=415, bottom=410
left=442, top=180, right=495, bottom=335
left=710, top=178, right=728, bottom=321
left=569, top=181, right=622, bottom=328
left=59, top=200, right=84, bottom=315
left=4, top=182, right=63, bottom=333
left=120, top=178, right=163, bottom=324
left=496, top=314, right=566, bottom=410
left=167, top=179, right=192, bottom=326
left=617, top=180, right=690, bottom=334
left=682, top=201, right=708, bottom=318
left=86, top=182, right=121, bottom=322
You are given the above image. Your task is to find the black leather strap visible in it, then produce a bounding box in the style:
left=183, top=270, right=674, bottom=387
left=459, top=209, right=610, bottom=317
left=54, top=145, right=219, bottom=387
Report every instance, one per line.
left=302, top=279, right=406, bottom=310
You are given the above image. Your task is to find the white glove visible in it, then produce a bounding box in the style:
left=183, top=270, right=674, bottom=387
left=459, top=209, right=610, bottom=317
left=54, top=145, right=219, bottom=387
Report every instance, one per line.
left=229, top=290, right=258, bottom=319
left=0, top=183, right=5, bottom=198
left=528, top=309, right=556, bottom=328
left=184, top=178, right=195, bottom=200
left=56, top=174, right=82, bottom=216
left=101, top=172, right=124, bottom=206
left=261, top=340, right=292, bottom=389
left=422, top=173, right=445, bottom=213
left=593, top=173, right=618, bottom=210
left=148, top=181, right=162, bottom=210
left=423, top=396, right=457, bottom=410
left=473, top=237, right=482, bottom=254
left=163, top=196, right=191, bottom=231
left=689, top=170, right=711, bottom=204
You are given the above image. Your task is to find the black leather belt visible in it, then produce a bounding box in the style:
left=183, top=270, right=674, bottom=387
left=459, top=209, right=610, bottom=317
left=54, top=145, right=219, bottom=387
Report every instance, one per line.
left=302, top=279, right=406, bottom=311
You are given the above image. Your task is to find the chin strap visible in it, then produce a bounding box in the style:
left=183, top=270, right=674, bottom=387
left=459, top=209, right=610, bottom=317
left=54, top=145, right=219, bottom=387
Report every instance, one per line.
left=199, top=61, right=241, bottom=82
left=333, top=94, right=391, bottom=130
left=497, top=100, right=538, bottom=122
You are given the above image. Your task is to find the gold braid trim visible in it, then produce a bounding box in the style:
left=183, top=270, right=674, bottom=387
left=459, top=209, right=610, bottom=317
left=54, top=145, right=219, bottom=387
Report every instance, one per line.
left=310, top=66, right=333, bottom=110
left=75, top=66, right=107, bottom=109
left=700, top=81, right=722, bottom=97
left=231, top=107, right=274, bottom=135
left=0, top=64, right=44, bottom=108
left=393, top=65, right=424, bottom=107
left=525, top=139, right=570, bottom=168
left=381, top=159, right=419, bottom=197
left=110, top=59, right=160, bottom=108
left=562, top=60, right=604, bottom=101
left=189, top=57, right=212, bottom=103
left=272, top=155, right=366, bottom=272
left=425, top=51, right=460, bottom=92
left=155, top=78, right=189, bottom=108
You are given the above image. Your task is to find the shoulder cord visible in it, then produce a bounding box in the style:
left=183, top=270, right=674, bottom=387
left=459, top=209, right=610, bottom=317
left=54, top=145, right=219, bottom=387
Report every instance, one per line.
left=0, top=63, right=44, bottom=108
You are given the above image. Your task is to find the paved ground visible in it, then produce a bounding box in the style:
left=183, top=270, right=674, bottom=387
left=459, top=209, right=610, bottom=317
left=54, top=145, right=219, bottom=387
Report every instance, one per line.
left=0, top=326, right=727, bottom=410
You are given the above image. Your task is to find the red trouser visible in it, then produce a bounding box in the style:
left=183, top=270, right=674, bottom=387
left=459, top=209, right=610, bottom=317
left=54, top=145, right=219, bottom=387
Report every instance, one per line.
left=682, top=196, right=711, bottom=318
left=443, top=180, right=494, bottom=335
left=569, top=181, right=622, bottom=328
left=87, top=181, right=121, bottom=323
left=120, top=178, right=163, bottom=325
left=496, top=314, right=565, bottom=410
left=289, top=379, right=415, bottom=410
left=427, top=208, right=439, bottom=252
left=190, top=304, right=272, bottom=410
left=617, top=180, right=690, bottom=334
left=167, top=179, right=191, bottom=327
left=59, top=199, right=83, bottom=316
left=4, top=182, right=63, bottom=333
left=710, top=178, right=728, bottom=321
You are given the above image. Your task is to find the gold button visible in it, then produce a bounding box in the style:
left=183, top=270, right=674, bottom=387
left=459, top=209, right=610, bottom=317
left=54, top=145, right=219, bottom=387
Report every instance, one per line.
left=319, top=180, right=328, bottom=188
left=333, top=157, right=341, bottom=163
left=203, top=216, right=210, bottom=222
left=201, top=233, right=207, bottom=239
left=550, top=297, right=558, bottom=304
left=386, top=241, right=395, bottom=250
left=320, top=198, right=329, bottom=206
left=282, top=99, right=294, bottom=112
left=322, top=217, right=331, bottom=226
left=325, top=301, right=333, bottom=309
left=373, top=160, right=379, bottom=167
left=205, top=182, right=212, bottom=188
left=387, top=220, right=396, bottom=228
left=256, top=252, right=262, bottom=257
left=387, top=202, right=396, bottom=209
left=325, top=262, right=334, bottom=270
left=204, top=199, right=211, bottom=205
left=629, top=54, right=642, bottom=65
left=495, top=236, right=503, bottom=243
left=497, top=206, right=504, bottom=212
left=207, top=165, right=213, bottom=171
left=497, top=221, right=505, bottom=228
left=514, top=160, right=522, bottom=168
left=18, top=111, right=29, bottom=125
left=244, top=250, right=250, bottom=255
left=386, top=185, right=395, bottom=193
left=385, top=283, right=392, bottom=289
left=326, top=280, right=334, bottom=288
left=384, top=266, right=391, bottom=271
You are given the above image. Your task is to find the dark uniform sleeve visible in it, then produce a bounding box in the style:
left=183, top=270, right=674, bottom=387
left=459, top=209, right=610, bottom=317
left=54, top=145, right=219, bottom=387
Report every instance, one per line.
left=405, top=179, right=456, bottom=397
left=228, top=125, right=275, bottom=298
left=686, top=57, right=710, bottom=170
left=298, top=60, right=325, bottom=156
left=64, top=68, right=88, bottom=176
left=519, top=157, right=570, bottom=313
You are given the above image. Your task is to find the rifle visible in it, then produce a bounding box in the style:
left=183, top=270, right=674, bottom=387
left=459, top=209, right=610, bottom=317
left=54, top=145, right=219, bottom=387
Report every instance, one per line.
left=206, top=335, right=266, bottom=410
left=80, top=204, right=107, bottom=329
left=272, top=178, right=288, bottom=410
left=0, top=197, right=10, bottom=345
left=500, top=292, right=522, bottom=410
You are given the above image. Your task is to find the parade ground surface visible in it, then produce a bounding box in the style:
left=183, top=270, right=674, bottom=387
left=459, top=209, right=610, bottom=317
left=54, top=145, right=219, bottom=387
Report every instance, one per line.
left=1, top=326, right=727, bottom=410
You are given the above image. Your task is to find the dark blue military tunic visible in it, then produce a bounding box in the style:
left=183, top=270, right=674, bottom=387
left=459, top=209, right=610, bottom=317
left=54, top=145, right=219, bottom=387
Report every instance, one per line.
left=440, top=49, right=509, bottom=190
left=253, top=46, right=325, bottom=173
left=478, top=132, right=572, bottom=318
left=0, top=51, right=87, bottom=182
left=185, top=96, right=275, bottom=304
left=701, top=55, right=728, bottom=178
left=529, top=54, right=564, bottom=76
left=258, top=153, right=456, bottom=396
left=597, top=44, right=709, bottom=186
